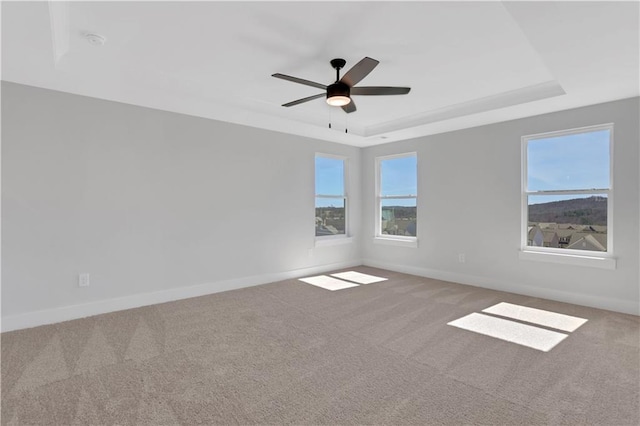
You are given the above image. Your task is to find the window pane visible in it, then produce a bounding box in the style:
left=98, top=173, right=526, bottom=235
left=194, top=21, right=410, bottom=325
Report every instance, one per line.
left=315, top=156, right=344, bottom=196
left=316, top=198, right=345, bottom=236
left=381, top=198, right=416, bottom=236
left=527, top=194, right=607, bottom=251
left=527, top=129, right=610, bottom=191
left=381, top=156, right=417, bottom=196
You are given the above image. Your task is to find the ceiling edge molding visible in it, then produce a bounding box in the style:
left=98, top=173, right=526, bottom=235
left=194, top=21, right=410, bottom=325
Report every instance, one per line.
left=364, top=80, right=566, bottom=137
left=48, top=0, right=70, bottom=67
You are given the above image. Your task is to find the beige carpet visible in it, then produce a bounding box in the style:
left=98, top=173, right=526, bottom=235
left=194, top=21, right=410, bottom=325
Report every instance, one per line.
left=2, top=266, right=639, bottom=425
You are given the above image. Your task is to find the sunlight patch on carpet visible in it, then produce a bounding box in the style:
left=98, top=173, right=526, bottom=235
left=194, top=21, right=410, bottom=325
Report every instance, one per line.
left=298, top=275, right=359, bottom=291
left=482, top=302, right=588, bottom=332
left=331, top=271, right=388, bottom=284
left=448, top=313, right=568, bottom=352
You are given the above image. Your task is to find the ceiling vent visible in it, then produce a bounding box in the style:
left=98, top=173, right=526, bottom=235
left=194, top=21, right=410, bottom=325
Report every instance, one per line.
left=84, top=33, right=106, bottom=46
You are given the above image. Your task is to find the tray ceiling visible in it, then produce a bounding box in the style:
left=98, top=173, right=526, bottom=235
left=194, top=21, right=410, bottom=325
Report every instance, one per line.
left=2, top=1, right=638, bottom=147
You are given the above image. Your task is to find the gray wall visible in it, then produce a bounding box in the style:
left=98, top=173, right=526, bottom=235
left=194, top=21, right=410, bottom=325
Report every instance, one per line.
left=2, top=82, right=638, bottom=329
left=362, top=97, right=639, bottom=314
left=2, top=82, right=361, bottom=324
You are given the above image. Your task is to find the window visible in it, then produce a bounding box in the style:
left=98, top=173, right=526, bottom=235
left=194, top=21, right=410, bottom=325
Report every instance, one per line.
left=376, top=153, right=417, bottom=243
left=315, top=155, right=347, bottom=238
left=522, top=124, right=612, bottom=257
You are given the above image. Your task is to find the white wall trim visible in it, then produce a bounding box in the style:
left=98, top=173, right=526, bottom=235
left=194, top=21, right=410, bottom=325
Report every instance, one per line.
left=315, top=236, right=354, bottom=247
left=364, top=80, right=566, bottom=137
left=519, top=250, right=616, bottom=269
left=372, top=237, right=418, bottom=248
left=363, top=258, right=639, bottom=316
left=1, top=259, right=362, bottom=332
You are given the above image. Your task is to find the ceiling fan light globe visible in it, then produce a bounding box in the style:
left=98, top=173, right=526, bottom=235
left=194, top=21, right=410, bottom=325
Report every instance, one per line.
left=327, top=96, right=351, bottom=106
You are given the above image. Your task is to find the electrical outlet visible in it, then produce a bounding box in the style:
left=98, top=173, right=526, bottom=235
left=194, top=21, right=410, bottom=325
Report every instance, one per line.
left=79, top=273, right=90, bottom=287
left=458, top=253, right=466, bottom=264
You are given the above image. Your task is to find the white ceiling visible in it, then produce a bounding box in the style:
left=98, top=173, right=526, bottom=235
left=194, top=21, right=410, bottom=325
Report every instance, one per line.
left=2, top=1, right=638, bottom=147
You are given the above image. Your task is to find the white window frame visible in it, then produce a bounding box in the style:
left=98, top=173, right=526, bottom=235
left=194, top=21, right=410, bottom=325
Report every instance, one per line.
left=520, top=123, right=615, bottom=268
left=374, top=152, right=418, bottom=248
left=315, top=153, right=350, bottom=245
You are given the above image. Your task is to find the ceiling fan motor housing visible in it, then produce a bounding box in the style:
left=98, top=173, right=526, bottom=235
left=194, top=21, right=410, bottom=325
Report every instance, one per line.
left=327, top=82, right=350, bottom=100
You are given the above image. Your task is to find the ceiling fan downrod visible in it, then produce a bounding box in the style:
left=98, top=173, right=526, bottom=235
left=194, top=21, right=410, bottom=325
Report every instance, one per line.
left=330, top=58, right=346, bottom=82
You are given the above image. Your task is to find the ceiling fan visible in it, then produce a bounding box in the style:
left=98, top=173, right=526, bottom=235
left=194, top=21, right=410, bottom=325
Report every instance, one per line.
left=272, top=57, right=411, bottom=113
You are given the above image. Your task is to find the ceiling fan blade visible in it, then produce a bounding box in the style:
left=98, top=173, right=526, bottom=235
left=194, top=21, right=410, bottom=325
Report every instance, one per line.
left=272, top=73, right=327, bottom=90
left=282, top=93, right=325, bottom=107
left=341, top=99, right=357, bottom=113
left=340, top=57, right=379, bottom=87
left=351, top=86, right=411, bottom=96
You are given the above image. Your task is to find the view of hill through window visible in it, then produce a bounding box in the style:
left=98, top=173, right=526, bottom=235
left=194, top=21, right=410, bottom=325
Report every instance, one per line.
left=526, top=127, right=610, bottom=252
left=527, top=195, right=607, bottom=251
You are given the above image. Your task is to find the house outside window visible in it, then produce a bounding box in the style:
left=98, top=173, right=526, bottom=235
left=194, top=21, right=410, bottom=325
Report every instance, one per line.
left=315, top=154, right=347, bottom=239
left=522, top=124, right=613, bottom=257
left=375, top=153, right=417, bottom=246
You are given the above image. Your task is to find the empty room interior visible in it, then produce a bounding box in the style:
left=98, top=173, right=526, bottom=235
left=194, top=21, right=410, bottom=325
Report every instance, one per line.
left=2, top=1, right=640, bottom=425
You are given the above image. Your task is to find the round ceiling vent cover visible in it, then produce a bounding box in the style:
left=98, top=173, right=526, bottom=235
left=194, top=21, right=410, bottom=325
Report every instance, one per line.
left=84, top=33, right=106, bottom=46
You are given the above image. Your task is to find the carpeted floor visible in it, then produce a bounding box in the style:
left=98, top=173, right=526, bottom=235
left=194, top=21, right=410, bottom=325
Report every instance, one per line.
left=2, top=266, right=639, bottom=425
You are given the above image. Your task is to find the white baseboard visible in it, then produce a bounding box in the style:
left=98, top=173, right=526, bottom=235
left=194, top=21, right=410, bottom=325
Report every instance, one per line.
left=363, top=258, right=639, bottom=316
left=1, top=259, right=362, bottom=332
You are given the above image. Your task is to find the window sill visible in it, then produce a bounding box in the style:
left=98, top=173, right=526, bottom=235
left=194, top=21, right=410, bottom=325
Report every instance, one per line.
left=519, top=250, right=616, bottom=270
left=373, top=236, right=418, bottom=248
left=315, top=236, right=354, bottom=247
